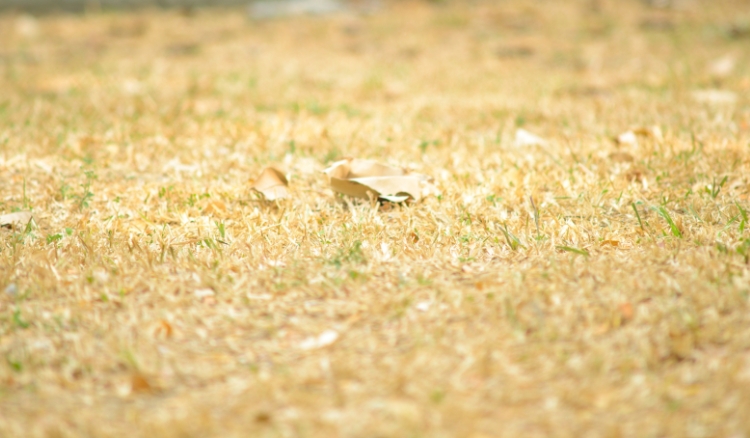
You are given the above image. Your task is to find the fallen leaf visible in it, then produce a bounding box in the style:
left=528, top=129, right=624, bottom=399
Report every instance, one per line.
left=299, top=329, right=339, bottom=350
left=514, top=129, right=547, bottom=147
left=130, top=373, right=154, bottom=393
left=415, top=301, right=431, bottom=312
left=194, top=288, right=215, bottom=298
left=619, top=302, right=634, bottom=321
left=626, top=167, right=645, bottom=182
left=616, top=126, right=664, bottom=146
left=615, top=131, right=638, bottom=146
left=323, top=158, right=422, bottom=202
left=250, top=167, right=289, bottom=201
left=203, top=199, right=228, bottom=216
left=254, top=412, right=272, bottom=423
left=409, top=232, right=419, bottom=243
left=0, top=211, right=32, bottom=229
left=727, top=23, right=750, bottom=40
left=163, top=158, right=200, bottom=175
left=608, top=152, right=634, bottom=163
left=153, top=319, right=173, bottom=338
left=669, top=331, right=695, bottom=359
left=632, top=125, right=663, bottom=142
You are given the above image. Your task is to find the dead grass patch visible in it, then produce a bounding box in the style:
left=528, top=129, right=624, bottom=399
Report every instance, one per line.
left=1, top=0, right=750, bottom=436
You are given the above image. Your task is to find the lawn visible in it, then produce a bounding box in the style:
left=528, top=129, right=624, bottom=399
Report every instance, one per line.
left=1, top=1, right=750, bottom=436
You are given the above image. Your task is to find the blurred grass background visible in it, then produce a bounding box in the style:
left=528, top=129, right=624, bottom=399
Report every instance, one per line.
left=2, top=0, right=750, bottom=436
left=0, top=0, right=249, bottom=13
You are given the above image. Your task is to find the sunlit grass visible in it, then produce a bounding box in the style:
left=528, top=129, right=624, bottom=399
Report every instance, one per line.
left=1, top=1, right=750, bottom=436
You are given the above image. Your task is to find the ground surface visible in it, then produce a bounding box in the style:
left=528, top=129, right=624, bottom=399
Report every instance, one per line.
left=1, top=1, right=750, bottom=436
left=0, top=0, right=249, bottom=14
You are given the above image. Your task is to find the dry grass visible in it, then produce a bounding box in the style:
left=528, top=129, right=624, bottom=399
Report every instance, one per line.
left=1, top=1, right=750, bottom=436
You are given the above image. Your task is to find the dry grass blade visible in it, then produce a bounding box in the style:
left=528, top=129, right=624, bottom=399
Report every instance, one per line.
left=556, top=245, right=590, bottom=256
left=1, top=1, right=750, bottom=437
left=249, top=167, right=289, bottom=201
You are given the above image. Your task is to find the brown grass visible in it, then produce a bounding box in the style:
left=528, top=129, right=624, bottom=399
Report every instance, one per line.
left=1, top=1, right=750, bottom=436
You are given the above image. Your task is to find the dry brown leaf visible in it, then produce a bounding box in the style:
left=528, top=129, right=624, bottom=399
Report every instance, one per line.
left=130, top=373, right=154, bottom=393
left=632, top=125, right=663, bottom=141
left=615, top=126, right=664, bottom=146
left=0, top=211, right=32, bottom=229
left=250, top=167, right=289, bottom=201
left=153, top=319, right=173, bottom=338
left=203, top=199, right=227, bottom=215
left=608, top=152, right=634, bottom=163
left=254, top=412, right=272, bottom=424
left=619, top=302, right=634, bottom=321
left=626, top=167, right=645, bottom=182
left=323, top=158, right=422, bottom=203
left=409, top=232, right=419, bottom=243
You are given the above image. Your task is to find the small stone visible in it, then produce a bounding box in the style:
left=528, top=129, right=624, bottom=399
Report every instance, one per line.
left=5, top=283, right=18, bottom=296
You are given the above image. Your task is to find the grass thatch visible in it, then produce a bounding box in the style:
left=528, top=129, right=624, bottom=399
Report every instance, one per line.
left=1, top=1, right=750, bottom=436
